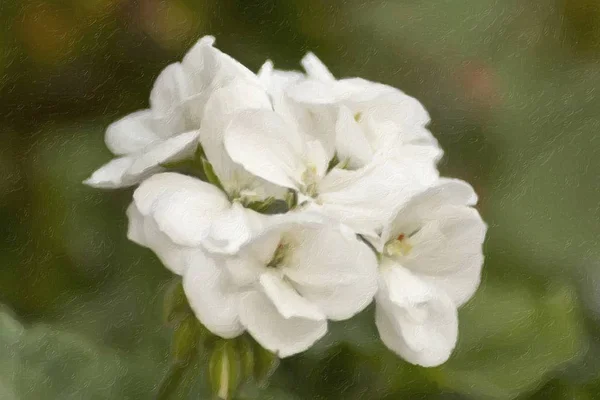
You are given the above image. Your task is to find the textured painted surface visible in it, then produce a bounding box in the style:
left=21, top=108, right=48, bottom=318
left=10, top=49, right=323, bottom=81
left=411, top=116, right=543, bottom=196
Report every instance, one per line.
left=0, top=0, right=599, bottom=398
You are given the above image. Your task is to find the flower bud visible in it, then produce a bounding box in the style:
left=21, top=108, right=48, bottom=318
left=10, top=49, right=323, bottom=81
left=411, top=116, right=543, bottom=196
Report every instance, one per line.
left=163, top=279, right=190, bottom=325
left=209, top=340, right=242, bottom=400
left=172, top=316, right=199, bottom=364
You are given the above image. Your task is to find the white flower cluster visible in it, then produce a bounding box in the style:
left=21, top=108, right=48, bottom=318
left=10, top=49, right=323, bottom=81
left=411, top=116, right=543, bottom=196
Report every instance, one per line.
left=85, top=36, right=486, bottom=366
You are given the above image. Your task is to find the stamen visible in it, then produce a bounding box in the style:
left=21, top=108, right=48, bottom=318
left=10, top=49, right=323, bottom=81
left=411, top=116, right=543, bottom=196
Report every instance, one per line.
left=301, top=165, right=319, bottom=197
left=384, top=233, right=413, bottom=257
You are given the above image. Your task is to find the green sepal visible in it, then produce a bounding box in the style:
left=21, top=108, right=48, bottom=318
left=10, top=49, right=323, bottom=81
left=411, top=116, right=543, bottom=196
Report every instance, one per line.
left=200, top=156, right=224, bottom=191
left=327, top=153, right=340, bottom=172
left=245, top=197, right=290, bottom=215
left=160, top=145, right=207, bottom=179
left=285, top=190, right=298, bottom=210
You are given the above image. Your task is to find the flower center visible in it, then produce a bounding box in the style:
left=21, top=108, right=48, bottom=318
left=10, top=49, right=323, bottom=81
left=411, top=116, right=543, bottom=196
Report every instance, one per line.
left=384, top=233, right=413, bottom=257
left=301, top=165, right=319, bottom=198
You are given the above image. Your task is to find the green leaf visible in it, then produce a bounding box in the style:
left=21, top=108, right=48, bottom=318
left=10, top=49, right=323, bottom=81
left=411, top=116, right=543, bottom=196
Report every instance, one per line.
left=432, top=279, right=587, bottom=400
left=156, top=361, right=193, bottom=400
left=0, top=305, right=158, bottom=399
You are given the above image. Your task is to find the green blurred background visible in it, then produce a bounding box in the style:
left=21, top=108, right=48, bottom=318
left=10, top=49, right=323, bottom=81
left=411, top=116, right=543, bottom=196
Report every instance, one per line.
left=1, top=0, right=599, bottom=398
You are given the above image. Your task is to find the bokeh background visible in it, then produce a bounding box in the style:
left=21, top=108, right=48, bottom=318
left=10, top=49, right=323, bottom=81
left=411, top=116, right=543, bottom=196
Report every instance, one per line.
left=1, top=0, right=600, bottom=399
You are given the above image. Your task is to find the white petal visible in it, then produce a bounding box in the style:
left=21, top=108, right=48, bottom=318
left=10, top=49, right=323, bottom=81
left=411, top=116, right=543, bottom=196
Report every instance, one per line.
left=258, top=60, right=304, bottom=94
left=183, top=251, right=244, bottom=338
left=306, top=139, right=331, bottom=179
left=401, top=206, right=486, bottom=306
left=182, top=36, right=258, bottom=109
left=318, top=145, right=441, bottom=234
left=300, top=52, right=335, bottom=81
left=360, top=102, right=436, bottom=149
left=126, top=130, right=200, bottom=179
left=382, top=178, right=479, bottom=244
left=376, top=262, right=458, bottom=367
left=238, top=289, right=327, bottom=358
left=126, top=202, right=146, bottom=246
left=199, top=79, right=274, bottom=196
left=126, top=203, right=195, bottom=275
left=105, top=110, right=161, bottom=155
left=285, top=79, right=342, bottom=105
left=83, top=156, right=136, bottom=189
left=223, top=254, right=266, bottom=288
left=133, top=172, right=230, bottom=247
left=202, top=202, right=268, bottom=255
left=335, top=106, right=373, bottom=169
left=150, top=63, right=189, bottom=121
left=259, top=272, right=325, bottom=321
left=281, top=224, right=378, bottom=320
left=224, top=109, right=307, bottom=190
left=144, top=219, right=195, bottom=275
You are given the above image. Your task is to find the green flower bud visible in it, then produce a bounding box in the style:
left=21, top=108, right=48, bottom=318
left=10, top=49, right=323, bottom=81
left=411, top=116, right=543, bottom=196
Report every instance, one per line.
left=163, top=279, right=190, bottom=325
left=209, top=340, right=242, bottom=400
left=236, top=335, right=255, bottom=380
left=172, top=316, right=199, bottom=364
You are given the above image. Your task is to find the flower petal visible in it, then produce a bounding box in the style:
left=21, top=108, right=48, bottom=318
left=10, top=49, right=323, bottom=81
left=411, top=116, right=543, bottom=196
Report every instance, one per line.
left=224, top=109, right=307, bottom=190
left=199, top=79, right=276, bottom=197
left=258, top=60, right=304, bottom=95
left=401, top=206, right=486, bottom=306
left=360, top=102, right=436, bottom=149
left=126, top=203, right=195, bottom=275
left=150, top=63, right=189, bottom=125
left=281, top=224, right=378, bottom=320
left=183, top=251, right=244, bottom=338
left=300, top=52, right=335, bottom=82
left=83, top=156, right=136, bottom=189
left=376, top=261, right=458, bottom=367
left=126, top=130, right=200, bottom=179
left=181, top=36, right=259, bottom=118
left=259, top=272, right=326, bottom=321
left=133, top=172, right=230, bottom=247
left=238, top=289, right=327, bottom=358
left=202, top=202, right=269, bottom=255
left=335, top=106, right=373, bottom=169
left=105, top=110, right=161, bottom=155
left=126, top=202, right=146, bottom=245
left=381, top=178, right=479, bottom=245
left=318, top=145, right=441, bottom=234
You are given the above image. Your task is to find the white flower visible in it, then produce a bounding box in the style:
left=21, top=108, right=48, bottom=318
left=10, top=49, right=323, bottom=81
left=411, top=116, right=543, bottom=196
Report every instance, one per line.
left=259, top=53, right=441, bottom=170
left=182, top=217, right=379, bottom=357
left=197, top=78, right=286, bottom=202
left=83, top=36, right=270, bottom=192
left=127, top=172, right=268, bottom=260
left=224, top=108, right=441, bottom=236
left=371, top=179, right=487, bottom=367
